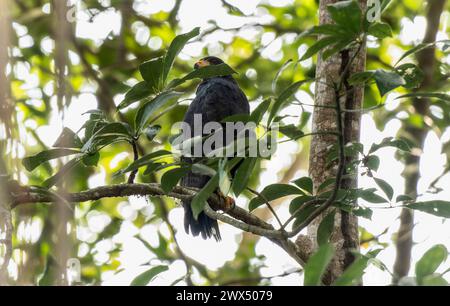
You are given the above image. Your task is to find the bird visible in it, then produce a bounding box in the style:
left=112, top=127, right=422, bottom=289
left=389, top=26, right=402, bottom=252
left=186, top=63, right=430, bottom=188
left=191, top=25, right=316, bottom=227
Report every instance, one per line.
left=180, top=56, right=250, bottom=241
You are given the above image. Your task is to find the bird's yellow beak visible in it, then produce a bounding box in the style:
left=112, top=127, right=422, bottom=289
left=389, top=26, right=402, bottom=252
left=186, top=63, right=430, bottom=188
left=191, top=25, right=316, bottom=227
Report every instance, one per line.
left=194, top=59, right=210, bottom=70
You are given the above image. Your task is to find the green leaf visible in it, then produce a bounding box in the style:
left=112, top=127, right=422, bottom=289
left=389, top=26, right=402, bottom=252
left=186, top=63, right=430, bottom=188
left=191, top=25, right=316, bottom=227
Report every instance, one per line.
left=299, top=24, right=348, bottom=39
left=322, top=38, right=354, bottom=60
left=168, top=63, right=236, bottom=88
left=43, top=156, right=83, bottom=188
left=249, top=184, right=304, bottom=211
left=394, top=43, right=433, bottom=66
left=365, top=155, right=380, bottom=171
left=135, top=91, right=182, bottom=133
left=368, top=22, right=392, bottom=39
left=396, top=194, right=413, bottom=203
left=191, top=174, right=219, bottom=220
left=396, top=92, right=450, bottom=103
left=23, top=149, right=80, bottom=171
left=292, top=177, right=313, bottom=194
left=334, top=256, right=370, bottom=286
left=300, top=36, right=338, bottom=61
left=421, top=274, right=449, bottom=286
left=163, top=27, right=200, bottom=83
left=250, top=98, right=271, bottom=124
left=373, top=177, right=393, bottom=201
left=268, top=80, right=309, bottom=125
left=82, top=122, right=132, bottom=153
left=53, top=128, right=82, bottom=148
left=272, top=59, right=293, bottom=93
left=304, top=243, right=335, bottom=286
left=161, top=167, right=190, bottom=193
left=218, top=159, right=231, bottom=196
left=130, top=265, right=169, bottom=286
left=139, top=56, right=164, bottom=91
left=373, top=69, right=406, bottom=96
left=317, top=210, right=336, bottom=246
left=232, top=157, right=257, bottom=196
left=415, top=245, right=448, bottom=284
left=348, top=71, right=375, bottom=85
left=358, top=189, right=388, bottom=204
left=118, top=81, right=153, bottom=110
left=369, top=137, right=411, bottom=154
left=145, top=125, right=161, bottom=141
left=327, top=0, right=362, bottom=34
left=395, top=63, right=424, bottom=89
left=289, top=195, right=317, bottom=215
left=82, top=152, right=100, bottom=167
left=192, top=164, right=216, bottom=177
left=279, top=124, right=305, bottom=140
left=120, top=150, right=172, bottom=175
left=407, top=201, right=450, bottom=218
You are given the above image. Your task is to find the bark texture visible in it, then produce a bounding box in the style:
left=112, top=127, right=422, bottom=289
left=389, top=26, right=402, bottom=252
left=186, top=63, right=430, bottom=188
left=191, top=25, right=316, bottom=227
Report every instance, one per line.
left=393, top=0, right=446, bottom=283
left=307, top=0, right=367, bottom=284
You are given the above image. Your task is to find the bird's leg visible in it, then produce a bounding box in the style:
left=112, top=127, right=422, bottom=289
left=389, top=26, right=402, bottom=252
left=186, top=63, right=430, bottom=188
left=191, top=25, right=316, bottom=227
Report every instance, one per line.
left=215, top=190, right=235, bottom=212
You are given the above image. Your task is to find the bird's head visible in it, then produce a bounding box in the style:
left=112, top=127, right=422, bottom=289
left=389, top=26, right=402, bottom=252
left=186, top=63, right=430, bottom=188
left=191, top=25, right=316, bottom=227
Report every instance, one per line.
left=194, top=56, right=225, bottom=70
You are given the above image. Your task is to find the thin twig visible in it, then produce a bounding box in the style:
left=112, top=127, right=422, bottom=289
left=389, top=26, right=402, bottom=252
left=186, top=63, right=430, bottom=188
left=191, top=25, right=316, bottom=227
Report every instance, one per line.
left=247, top=187, right=283, bottom=228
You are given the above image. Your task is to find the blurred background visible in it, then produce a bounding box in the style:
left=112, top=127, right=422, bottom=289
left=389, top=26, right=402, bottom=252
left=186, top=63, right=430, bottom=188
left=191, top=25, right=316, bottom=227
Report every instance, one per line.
left=0, top=0, right=449, bottom=285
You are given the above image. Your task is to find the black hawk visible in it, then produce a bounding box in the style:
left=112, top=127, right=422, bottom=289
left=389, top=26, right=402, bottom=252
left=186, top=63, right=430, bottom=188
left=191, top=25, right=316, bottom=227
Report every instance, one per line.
left=181, top=56, right=250, bottom=241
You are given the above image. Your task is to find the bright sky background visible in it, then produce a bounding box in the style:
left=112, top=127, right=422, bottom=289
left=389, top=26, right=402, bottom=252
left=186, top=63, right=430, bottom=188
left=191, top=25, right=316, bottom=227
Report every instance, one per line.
left=7, top=0, right=450, bottom=285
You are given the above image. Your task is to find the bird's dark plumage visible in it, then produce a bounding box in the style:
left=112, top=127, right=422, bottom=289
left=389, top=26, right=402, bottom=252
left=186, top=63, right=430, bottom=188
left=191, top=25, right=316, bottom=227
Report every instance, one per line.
left=181, top=56, right=250, bottom=241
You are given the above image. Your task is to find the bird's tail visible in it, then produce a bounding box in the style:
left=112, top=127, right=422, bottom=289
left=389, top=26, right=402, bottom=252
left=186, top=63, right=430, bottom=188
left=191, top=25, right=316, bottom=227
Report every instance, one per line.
left=182, top=200, right=221, bottom=241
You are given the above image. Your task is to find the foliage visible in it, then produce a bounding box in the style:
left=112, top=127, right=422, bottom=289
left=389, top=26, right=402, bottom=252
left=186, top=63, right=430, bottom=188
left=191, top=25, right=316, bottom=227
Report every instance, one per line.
left=1, top=0, right=449, bottom=286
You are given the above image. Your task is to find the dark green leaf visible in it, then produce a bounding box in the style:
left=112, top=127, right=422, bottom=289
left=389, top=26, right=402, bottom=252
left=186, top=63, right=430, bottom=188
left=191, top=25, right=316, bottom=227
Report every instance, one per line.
left=334, top=255, right=370, bottom=286
left=23, top=149, right=80, bottom=171
left=292, top=177, right=313, bottom=194
left=43, top=157, right=83, bottom=188
left=373, top=177, right=393, bottom=200
left=348, top=71, right=375, bottom=85
left=249, top=184, right=304, bottom=211
left=162, top=27, right=200, bottom=83
left=327, top=0, right=362, bottom=34
left=373, top=69, right=405, bottom=96
left=368, top=22, right=392, bottom=39
left=365, top=155, right=380, bottom=171
left=317, top=210, right=336, bottom=246
left=130, top=265, right=169, bottom=286
left=407, top=201, right=450, bottom=218
left=118, top=150, right=172, bottom=175
left=232, top=157, right=257, bottom=196
left=358, top=189, right=388, bottom=204
left=268, top=80, right=309, bottom=125
left=395, top=63, right=424, bottom=89
left=161, top=167, right=190, bottom=193
left=118, top=81, right=153, bottom=110
left=300, top=36, right=338, bottom=61
left=82, top=152, right=100, bottom=167
left=53, top=128, right=82, bottom=148
left=322, top=38, right=354, bottom=60
left=304, top=243, right=335, bottom=286
left=279, top=124, right=305, bottom=140
left=250, top=98, right=271, bottom=124
left=289, top=195, right=317, bottom=215
left=168, top=63, right=236, bottom=88
left=145, top=125, right=161, bottom=141
left=191, top=173, right=219, bottom=220
left=139, top=56, right=164, bottom=91
left=272, top=59, right=293, bottom=93
left=135, top=91, right=182, bottom=132
left=396, top=194, right=413, bottom=203
left=369, top=137, right=411, bottom=154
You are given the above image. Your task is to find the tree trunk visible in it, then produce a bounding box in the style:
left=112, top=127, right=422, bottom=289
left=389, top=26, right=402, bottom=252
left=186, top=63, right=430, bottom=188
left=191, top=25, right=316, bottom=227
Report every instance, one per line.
left=308, top=0, right=367, bottom=284
left=393, top=0, right=446, bottom=284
